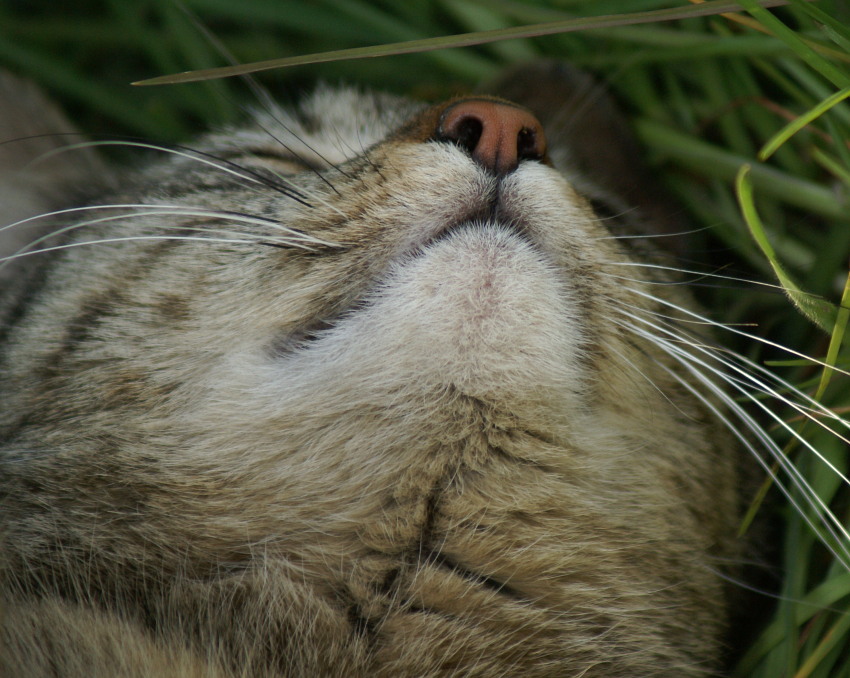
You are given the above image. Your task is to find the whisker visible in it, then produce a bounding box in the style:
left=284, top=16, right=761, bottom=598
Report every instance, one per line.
left=600, top=296, right=753, bottom=329
left=0, top=235, right=273, bottom=262
left=25, top=135, right=351, bottom=221
left=605, top=292, right=850, bottom=559
left=34, top=140, right=314, bottom=206
left=249, top=152, right=350, bottom=219
left=1, top=203, right=339, bottom=246
left=595, top=226, right=712, bottom=241
left=601, top=340, right=696, bottom=419
left=666, top=357, right=850, bottom=569
left=623, top=284, right=850, bottom=378
left=601, top=262, right=792, bottom=295
left=607, top=299, right=850, bottom=565
left=171, top=3, right=353, bottom=183
left=180, top=12, right=349, bottom=186
left=613, top=313, right=850, bottom=567
left=612, top=299, right=850, bottom=448
left=248, top=116, right=347, bottom=196
left=31, top=134, right=354, bottom=220
left=0, top=204, right=343, bottom=270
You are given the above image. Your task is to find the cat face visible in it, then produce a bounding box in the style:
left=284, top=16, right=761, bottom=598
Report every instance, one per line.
left=0, top=63, right=741, bottom=676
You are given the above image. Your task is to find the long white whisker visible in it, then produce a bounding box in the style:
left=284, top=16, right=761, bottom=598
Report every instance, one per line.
left=612, top=301, right=850, bottom=458
left=612, top=307, right=850, bottom=562
left=600, top=263, right=792, bottom=294
left=615, top=292, right=850, bottom=432
left=623, top=284, right=850, bottom=378
left=1, top=203, right=335, bottom=243
left=1, top=204, right=340, bottom=265
left=0, top=211, right=343, bottom=272
left=34, top=140, right=308, bottom=198
left=600, top=340, right=700, bottom=422
left=595, top=226, right=712, bottom=241
left=610, top=308, right=850, bottom=563
left=1, top=236, right=270, bottom=261
left=646, top=344, right=850, bottom=570
left=32, top=136, right=355, bottom=220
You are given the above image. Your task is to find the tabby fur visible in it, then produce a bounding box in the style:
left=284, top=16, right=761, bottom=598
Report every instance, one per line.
left=1, top=62, right=744, bottom=677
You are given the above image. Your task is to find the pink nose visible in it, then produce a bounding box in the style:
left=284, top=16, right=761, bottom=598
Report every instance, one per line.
left=437, top=98, right=547, bottom=175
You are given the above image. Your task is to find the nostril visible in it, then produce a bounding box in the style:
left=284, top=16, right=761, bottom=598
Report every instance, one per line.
left=517, top=128, right=541, bottom=161
left=448, top=116, right=484, bottom=157
left=436, top=98, right=547, bottom=175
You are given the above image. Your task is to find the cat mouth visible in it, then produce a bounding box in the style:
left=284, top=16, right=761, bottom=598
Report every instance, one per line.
left=413, top=192, right=532, bottom=255
left=271, top=192, right=537, bottom=358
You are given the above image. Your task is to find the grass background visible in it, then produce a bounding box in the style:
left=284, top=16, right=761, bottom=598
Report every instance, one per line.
left=1, top=0, right=849, bottom=674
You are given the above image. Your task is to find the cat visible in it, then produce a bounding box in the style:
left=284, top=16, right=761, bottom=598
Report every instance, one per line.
left=1, top=60, right=755, bottom=677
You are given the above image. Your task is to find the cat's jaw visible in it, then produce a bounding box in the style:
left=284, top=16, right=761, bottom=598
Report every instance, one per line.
left=289, top=224, right=587, bottom=407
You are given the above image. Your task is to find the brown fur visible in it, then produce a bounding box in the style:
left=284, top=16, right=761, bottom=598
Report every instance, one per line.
left=1, top=62, right=743, bottom=676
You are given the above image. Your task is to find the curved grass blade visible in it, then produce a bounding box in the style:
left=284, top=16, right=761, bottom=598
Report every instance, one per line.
left=735, top=164, right=837, bottom=333
left=133, top=0, right=795, bottom=85
left=760, top=87, right=850, bottom=161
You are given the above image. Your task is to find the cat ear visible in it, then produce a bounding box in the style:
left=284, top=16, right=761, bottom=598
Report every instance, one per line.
left=480, top=61, right=689, bottom=255
left=0, top=71, right=107, bottom=284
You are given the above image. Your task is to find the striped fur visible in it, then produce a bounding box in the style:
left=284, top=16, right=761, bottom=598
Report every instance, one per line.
left=1, top=63, right=745, bottom=677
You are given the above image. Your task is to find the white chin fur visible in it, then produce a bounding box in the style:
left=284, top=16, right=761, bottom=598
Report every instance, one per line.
left=281, top=225, right=587, bottom=410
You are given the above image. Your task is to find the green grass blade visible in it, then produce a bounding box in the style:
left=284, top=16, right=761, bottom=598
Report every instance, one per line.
left=133, top=0, right=796, bottom=85
left=813, top=148, right=850, bottom=188
left=814, top=272, right=850, bottom=401
left=793, top=610, right=850, bottom=678
left=784, top=0, right=850, bottom=52
left=734, top=573, right=850, bottom=674
left=635, top=120, right=847, bottom=220
left=735, top=165, right=836, bottom=332
left=737, top=0, right=850, bottom=88
left=760, top=87, right=850, bottom=160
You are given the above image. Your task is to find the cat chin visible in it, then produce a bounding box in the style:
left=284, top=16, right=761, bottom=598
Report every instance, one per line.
left=266, top=224, right=588, bottom=414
